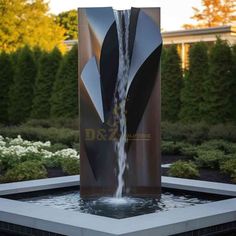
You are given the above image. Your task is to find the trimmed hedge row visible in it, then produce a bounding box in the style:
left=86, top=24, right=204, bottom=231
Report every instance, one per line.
left=0, top=125, right=79, bottom=147
left=161, top=122, right=236, bottom=143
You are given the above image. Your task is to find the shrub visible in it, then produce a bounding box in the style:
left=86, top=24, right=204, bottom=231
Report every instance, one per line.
left=0, top=152, right=43, bottom=172
left=161, top=141, right=192, bottom=155
left=25, top=118, right=79, bottom=130
left=0, top=135, right=79, bottom=173
left=61, top=157, right=80, bottom=175
left=1, top=161, right=47, bottom=183
left=72, top=142, right=80, bottom=152
left=199, top=140, right=236, bottom=154
left=0, top=126, right=79, bottom=146
left=161, top=122, right=236, bottom=144
left=208, top=124, right=236, bottom=142
left=44, top=143, right=69, bottom=152
left=42, top=156, right=62, bottom=168
left=168, top=161, right=199, bottom=179
left=180, top=145, right=199, bottom=157
left=220, top=157, right=236, bottom=176
left=0, top=154, right=20, bottom=171
left=161, top=122, right=209, bottom=144
left=195, top=149, right=226, bottom=169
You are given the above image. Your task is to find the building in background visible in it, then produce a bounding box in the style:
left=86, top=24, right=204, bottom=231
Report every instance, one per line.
left=66, top=25, right=236, bottom=69
left=163, top=25, right=236, bottom=69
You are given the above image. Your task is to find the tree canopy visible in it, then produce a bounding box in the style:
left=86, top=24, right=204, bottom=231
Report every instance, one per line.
left=183, top=0, right=236, bottom=29
left=56, top=10, right=78, bottom=40
left=0, top=0, right=66, bottom=53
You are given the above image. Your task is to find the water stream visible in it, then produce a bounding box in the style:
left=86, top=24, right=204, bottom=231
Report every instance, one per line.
left=113, top=10, right=131, bottom=198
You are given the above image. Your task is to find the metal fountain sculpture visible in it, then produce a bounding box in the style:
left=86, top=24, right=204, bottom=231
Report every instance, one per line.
left=79, top=7, right=162, bottom=198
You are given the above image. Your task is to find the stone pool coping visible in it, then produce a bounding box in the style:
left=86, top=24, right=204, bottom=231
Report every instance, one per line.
left=0, top=176, right=236, bottom=236
left=1, top=175, right=236, bottom=197
left=0, top=175, right=80, bottom=196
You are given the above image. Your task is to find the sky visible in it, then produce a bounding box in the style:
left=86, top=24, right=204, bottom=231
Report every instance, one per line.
left=48, top=0, right=202, bottom=31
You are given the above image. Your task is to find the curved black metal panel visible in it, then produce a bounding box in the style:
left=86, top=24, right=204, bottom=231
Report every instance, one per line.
left=126, top=45, right=162, bottom=146
left=127, top=9, right=162, bottom=93
left=100, top=22, right=119, bottom=116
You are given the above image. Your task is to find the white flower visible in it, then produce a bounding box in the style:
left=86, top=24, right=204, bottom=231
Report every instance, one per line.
left=0, top=140, right=6, bottom=147
left=0, top=135, right=79, bottom=161
left=54, top=149, right=80, bottom=159
left=41, top=149, right=53, bottom=158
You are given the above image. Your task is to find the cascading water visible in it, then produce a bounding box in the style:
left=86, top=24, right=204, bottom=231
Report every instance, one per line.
left=113, top=10, right=131, bottom=198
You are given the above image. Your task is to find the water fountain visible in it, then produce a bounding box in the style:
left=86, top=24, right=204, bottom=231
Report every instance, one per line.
left=0, top=7, right=235, bottom=236
left=79, top=7, right=162, bottom=198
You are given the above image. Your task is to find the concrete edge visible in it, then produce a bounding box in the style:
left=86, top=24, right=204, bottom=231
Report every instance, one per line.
left=0, top=175, right=80, bottom=196
left=116, top=198, right=236, bottom=235
left=161, top=176, right=236, bottom=197
left=0, top=197, right=118, bottom=236
left=0, top=197, right=235, bottom=236
left=1, top=175, right=235, bottom=197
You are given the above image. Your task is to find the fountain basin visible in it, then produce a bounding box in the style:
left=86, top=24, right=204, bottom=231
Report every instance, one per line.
left=0, top=176, right=236, bottom=236
left=20, top=189, right=216, bottom=219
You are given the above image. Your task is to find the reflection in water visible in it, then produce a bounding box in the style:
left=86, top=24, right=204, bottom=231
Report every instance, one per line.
left=22, top=190, right=212, bottom=219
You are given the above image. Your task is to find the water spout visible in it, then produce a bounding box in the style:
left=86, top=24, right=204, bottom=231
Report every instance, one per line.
left=113, top=10, right=131, bottom=198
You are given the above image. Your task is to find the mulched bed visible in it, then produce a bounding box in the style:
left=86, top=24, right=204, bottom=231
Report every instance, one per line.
left=162, top=155, right=234, bottom=184
left=161, top=155, right=188, bottom=164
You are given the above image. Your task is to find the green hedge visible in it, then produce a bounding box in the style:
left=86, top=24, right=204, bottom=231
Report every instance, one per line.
left=161, top=122, right=236, bottom=143
left=1, top=161, right=47, bottom=183
left=0, top=125, right=79, bottom=147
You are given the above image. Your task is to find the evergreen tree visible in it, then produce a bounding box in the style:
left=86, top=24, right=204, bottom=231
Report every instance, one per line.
left=231, top=45, right=236, bottom=122
left=201, top=38, right=233, bottom=124
left=31, top=48, right=62, bottom=119
left=161, top=45, right=182, bottom=122
left=179, top=42, right=209, bottom=122
left=0, top=52, right=14, bottom=123
left=8, top=46, right=37, bottom=124
left=32, top=46, right=44, bottom=66
left=50, top=45, right=78, bottom=118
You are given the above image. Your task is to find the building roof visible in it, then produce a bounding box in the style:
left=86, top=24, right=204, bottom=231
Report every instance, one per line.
left=162, top=25, right=236, bottom=38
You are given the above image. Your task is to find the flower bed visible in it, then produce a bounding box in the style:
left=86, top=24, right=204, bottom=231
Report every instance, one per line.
left=0, top=135, right=80, bottom=183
